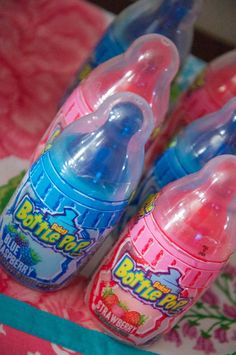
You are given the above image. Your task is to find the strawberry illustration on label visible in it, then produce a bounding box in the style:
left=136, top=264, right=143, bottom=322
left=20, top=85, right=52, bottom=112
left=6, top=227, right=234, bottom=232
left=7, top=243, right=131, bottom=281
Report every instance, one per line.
left=93, top=285, right=148, bottom=339
left=102, top=288, right=119, bottom=309
left=122, top=311, right=147, bottom=327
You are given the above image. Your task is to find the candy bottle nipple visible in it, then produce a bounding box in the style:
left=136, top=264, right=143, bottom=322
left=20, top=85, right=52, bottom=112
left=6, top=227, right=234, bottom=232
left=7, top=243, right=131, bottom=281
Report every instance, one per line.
left=60, top=0, right=201, bottom=104
left=113, top=0, right=202, bottom=65
left=154, top=155, right=236, bottom=262
left=81, top=34, right=179, bottom=127
left=175, top=98, right=236, bottom=173
left=206, top=49, right=236, bottom=106
left=50, top=92, right=154, bottom=202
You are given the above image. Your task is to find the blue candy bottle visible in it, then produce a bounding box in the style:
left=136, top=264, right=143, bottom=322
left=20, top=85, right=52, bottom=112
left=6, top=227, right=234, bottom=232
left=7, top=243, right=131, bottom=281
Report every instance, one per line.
left=0, top=93, right=153, bottom=290
left=61, top=0, right=202, bottom=104
left=119, top=97, right=236, bottom=230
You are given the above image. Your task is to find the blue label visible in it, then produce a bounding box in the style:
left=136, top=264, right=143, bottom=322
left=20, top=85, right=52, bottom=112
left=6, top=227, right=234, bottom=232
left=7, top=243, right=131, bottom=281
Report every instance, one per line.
left=116, top=170, right=159, bottom=235
left=0, top=172, right=118, bottom=290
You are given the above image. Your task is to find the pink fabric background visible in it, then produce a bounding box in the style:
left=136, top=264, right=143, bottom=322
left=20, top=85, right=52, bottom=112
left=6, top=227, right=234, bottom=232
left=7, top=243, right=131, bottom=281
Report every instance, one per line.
left=0, top=0, right=109, bottom=160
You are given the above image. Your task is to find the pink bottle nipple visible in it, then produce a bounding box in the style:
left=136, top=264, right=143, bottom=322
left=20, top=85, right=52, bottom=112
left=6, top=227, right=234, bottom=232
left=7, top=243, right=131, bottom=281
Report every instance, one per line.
left=206, top=49, right=236, bottom=106
left=153, top=155, right=236, bottom=263
left=81, top=34, right=179, bottom=127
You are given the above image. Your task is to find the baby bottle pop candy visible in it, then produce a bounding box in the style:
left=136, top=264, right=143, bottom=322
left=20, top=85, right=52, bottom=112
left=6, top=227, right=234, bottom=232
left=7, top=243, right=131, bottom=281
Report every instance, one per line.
left=32, top=34, right=179, bottom=162
left=0, top=92, right=153, bottom=291
left=121, top=97, right=236, bottom=226
left=62, top=0, right=202, bottom=102
left=148, top=49, right=236, bottom=163
left=86, top=155, right=236, bottom=346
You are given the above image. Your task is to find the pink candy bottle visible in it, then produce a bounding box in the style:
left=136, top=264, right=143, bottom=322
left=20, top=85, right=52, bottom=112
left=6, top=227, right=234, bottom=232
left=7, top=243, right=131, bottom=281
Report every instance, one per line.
left=86, top=155, right=236, bottom=346
left=32, top=34, right=179, bottom=162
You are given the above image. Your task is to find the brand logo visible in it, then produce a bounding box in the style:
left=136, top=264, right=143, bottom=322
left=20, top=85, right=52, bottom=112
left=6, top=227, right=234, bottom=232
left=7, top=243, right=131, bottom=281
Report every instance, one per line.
left=137, top=194, right=157, bottom=219
left=15, top=196, right=91, bottom=257
left=113, top=253, right=190, bottom=316
left=44, top=124, right=62, bottom=152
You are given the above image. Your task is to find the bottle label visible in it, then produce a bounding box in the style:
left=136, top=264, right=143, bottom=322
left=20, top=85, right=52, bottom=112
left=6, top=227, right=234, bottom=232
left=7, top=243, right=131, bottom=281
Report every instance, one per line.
left=0, top=171, right=119, bottom=290
left=88, top=205, right=220, bottom=345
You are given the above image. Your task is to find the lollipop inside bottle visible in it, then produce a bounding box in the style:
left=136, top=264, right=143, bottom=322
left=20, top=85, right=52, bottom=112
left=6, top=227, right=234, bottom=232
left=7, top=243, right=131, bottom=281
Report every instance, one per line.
left=0, top=92, right=153, bottom=291
left=62, top=0, right=201, bottom=101
left=32, top=34, right=179, bottom=162
left=147, top=49, right=236, bottom=164
left=86, top=155, right=236, bottom=345
left=126, top=97, right=236, bottom=224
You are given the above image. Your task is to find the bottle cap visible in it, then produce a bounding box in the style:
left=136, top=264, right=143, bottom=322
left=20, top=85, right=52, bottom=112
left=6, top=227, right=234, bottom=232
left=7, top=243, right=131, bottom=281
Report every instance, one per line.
left=175, top=97, right=236, bottom=173
left=112, top=0, right=202, bottom=64
left=153, top=155, right=236, bottom=262
left=153, top=97, right=236, bottom=187
left=81, top=34, right=179, bottom=127
left=49, top=92, right=154, bottom=203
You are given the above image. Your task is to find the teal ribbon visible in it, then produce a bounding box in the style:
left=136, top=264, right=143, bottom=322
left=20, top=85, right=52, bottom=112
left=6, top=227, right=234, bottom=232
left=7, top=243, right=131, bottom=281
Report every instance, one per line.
left=0, top=294, right=158, bottom=355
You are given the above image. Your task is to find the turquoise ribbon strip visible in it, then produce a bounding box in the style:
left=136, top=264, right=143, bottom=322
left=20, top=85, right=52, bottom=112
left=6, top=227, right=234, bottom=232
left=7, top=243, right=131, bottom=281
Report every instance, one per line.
left=0, top=294, right=158, bottom=355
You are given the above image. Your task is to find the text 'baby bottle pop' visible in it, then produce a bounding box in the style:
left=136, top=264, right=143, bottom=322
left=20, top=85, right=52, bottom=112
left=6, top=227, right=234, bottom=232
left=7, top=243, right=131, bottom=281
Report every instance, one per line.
left=86, top=155, right=236, bottom=345
left=123, top=97, right=236, bottom=225
left=149, top=49, right=236, bottom=160
left=0, top=93, right=153, bottom=291
left=33, top=34, right=179, bottom=162
left=62, top=0, right=202, bottom=102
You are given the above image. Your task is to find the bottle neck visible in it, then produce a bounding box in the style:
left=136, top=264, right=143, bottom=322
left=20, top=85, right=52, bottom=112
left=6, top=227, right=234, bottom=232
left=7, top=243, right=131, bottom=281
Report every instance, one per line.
left=128, top=212, right=224, bottom=291
left=38, top=151, right=128, bottom=211
left=154, top=146, right=188, bottom=188
left=131, top=212, right=226, bottom=272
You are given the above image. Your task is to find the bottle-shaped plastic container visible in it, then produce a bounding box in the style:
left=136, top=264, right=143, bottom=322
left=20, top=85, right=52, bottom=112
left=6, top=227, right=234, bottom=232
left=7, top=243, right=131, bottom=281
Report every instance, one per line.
left=86, top=155, right=236, bottom=345
left=32, top=34, right=179, bottom=162
left=122, top=97, right=236, bottom=226
left=0, top=93, right=153, bottom=291
left=148, top=49, right=236, bottom=162
left=61, top=0, right=202, bottom=102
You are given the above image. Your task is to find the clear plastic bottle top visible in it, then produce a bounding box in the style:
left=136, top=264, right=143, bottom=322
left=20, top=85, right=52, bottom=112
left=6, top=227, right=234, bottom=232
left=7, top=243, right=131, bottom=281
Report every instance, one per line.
left=49, top=92, right=154, bottom=202
left=81, top=34, right=179, bottom=127
left=153, top=155, right=236, bottom=263
left=175, top=98, right=236, bottom=173
left=111, top=0, right=202, bottom=64
left=206, top=49, right=236, bottom=106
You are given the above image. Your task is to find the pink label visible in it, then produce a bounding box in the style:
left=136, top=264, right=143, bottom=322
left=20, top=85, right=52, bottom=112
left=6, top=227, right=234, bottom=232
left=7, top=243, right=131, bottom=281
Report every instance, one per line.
left=87, top=212, right=222, bottom=345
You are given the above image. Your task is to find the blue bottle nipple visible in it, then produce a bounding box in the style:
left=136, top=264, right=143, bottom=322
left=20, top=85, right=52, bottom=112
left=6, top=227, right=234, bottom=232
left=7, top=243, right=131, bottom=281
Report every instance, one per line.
left=175, top=97, right=236, bottom=174
left=153, top=98, right=236, bottom=188
left=49, top=93, right=153, bottom=203
left=113, top=0, right=202, bottom=64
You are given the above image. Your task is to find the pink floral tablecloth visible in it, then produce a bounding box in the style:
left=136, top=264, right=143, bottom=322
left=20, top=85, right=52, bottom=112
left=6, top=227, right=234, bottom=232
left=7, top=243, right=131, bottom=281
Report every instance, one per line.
left=0, top=1, right=235, bottom=354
